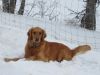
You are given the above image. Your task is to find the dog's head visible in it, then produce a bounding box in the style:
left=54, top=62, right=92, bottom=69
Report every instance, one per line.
left=27, top=27, right=46, bottom=48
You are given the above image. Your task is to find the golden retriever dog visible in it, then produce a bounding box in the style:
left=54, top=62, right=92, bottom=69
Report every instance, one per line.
left=24, top=27, right=91, bottom=62
left=5, top=27, right=91, bottom=62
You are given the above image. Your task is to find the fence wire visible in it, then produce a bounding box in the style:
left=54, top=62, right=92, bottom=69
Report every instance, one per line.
left=0, top=0, right=100, bottom=51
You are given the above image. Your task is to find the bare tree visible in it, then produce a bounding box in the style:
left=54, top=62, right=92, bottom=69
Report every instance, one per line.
left=2, top=0, right=16, bottom=13
left=32, top=0, right=59, bottom=21
left=81, top=0, right=98, bottom=30
left=18, top=0, right=25, bottom=15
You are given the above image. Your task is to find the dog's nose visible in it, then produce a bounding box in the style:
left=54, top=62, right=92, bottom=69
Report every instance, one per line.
left=35, top=38, right=39, bottom=42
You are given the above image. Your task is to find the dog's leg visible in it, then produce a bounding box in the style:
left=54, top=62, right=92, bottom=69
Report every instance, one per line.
left=25, top=56, right=36, bottom=60
left=4, top=58, right=21, bottom=62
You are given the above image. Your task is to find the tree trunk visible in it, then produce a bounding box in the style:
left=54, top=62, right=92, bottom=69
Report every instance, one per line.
left=9, top=0, right=16, bottom=13
left=18, top=0, right=25, bottom=15
left=81, top=0, right=97, bottom=30
left=2, top=0, right=9, bottom=12
left=2, top=0, right=16, bottom=14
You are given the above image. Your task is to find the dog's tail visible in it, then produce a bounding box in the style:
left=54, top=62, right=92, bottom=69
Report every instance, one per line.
left=72, top=45, right=91, bottom=56
left=4, top=57, right=22, bottom=62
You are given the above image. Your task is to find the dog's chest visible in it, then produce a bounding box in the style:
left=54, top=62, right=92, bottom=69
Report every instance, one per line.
left=31, top=47, right=44, bottom=56
left=31, top=49, right=39, bottom=56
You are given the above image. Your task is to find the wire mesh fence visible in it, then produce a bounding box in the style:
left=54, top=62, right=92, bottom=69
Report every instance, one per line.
left=0, top=0, right=100, bottom=51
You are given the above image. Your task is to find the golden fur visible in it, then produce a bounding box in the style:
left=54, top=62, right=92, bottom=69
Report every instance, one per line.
left=24, top=27, right=91, bottom=62
left=5, top=27, right=91, bottom=62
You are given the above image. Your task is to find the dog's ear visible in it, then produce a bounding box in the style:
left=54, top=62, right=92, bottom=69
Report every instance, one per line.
left=27, top=29, right=31, bottom=36
left=42, top=29, right=47, bottom=39
left=27, top=28, right=33, bottom=40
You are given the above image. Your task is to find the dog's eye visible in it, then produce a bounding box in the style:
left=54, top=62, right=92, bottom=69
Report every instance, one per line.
left=33, top=32, right=36, bottom=35
left=39, top=32, right=41, bottom=35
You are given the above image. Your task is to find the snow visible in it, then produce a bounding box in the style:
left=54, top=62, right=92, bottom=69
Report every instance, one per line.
left=0, top=0, right=100, bottom=75
left=0, top=12, right=100, bottom=75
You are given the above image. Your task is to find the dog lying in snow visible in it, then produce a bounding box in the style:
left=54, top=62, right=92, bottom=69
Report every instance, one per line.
left=5, top=27, right=91, bottom=62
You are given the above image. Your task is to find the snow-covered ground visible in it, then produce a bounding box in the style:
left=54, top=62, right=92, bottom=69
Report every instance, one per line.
left=0, top=12, right=100, bottom=75
left=0, top=0, right=100, bottom=75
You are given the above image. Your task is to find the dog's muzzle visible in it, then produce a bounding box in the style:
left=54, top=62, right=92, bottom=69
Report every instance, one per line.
left=32, top=42, right=40, bottom=48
